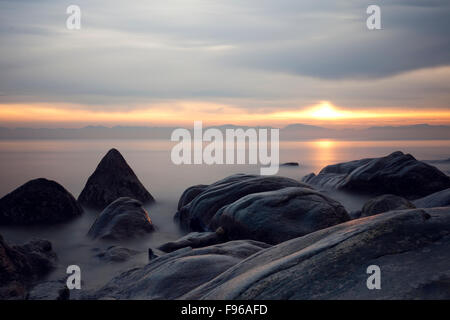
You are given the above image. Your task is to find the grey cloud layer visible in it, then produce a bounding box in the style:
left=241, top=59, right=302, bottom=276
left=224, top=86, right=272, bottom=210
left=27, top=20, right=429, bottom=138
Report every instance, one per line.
left=0, top=0, right=449, bottom=110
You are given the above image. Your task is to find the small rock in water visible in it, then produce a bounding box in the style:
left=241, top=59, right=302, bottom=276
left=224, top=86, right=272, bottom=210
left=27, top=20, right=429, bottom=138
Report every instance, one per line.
left=361, top=194, right=416, bottom=217
left=87, top=197, right=155, bottom=241
left=281, top=162, right=300, bottom=167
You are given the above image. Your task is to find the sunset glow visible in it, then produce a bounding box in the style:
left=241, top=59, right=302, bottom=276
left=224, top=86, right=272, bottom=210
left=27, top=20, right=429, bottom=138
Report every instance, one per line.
left=2, top=101, right=450, bottom=128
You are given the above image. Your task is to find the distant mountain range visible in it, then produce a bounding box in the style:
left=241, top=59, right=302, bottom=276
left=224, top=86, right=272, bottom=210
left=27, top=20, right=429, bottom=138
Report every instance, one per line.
left=0, top=124, right=449, bottom=140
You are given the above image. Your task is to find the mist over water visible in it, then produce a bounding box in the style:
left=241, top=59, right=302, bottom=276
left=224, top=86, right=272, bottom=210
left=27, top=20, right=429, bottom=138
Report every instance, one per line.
left=0, top=139, right=449, bottom=290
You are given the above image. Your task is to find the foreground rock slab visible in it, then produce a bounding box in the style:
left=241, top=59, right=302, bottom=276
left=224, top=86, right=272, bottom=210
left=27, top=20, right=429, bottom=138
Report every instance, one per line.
left=183, top=208, right=450, bottom=300
left=210, top=187, right=350, bottom=244
left=176, top=174, right=311, bottom=231
left=86, top=240, right=271, bottom=300
left=0, top=178, right=82, bottom=225
left=0, top=235, right=57, bottom=299
left=78, top=148, right=155, bottom=210
left=87, top=197, right=154, bottom=241
left=302, top=151, right=450, bottom=199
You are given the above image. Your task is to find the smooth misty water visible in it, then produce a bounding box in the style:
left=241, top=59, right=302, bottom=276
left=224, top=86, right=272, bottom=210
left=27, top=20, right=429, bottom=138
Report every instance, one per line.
left=0, top=139, right=449, bottom=290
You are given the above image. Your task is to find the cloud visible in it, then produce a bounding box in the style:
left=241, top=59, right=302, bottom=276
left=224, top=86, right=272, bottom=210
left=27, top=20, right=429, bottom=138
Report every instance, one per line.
left=0, top=0, right=449, bottom=113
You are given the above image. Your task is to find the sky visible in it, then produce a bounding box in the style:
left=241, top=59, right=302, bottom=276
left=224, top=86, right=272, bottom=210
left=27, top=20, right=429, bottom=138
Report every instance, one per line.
left=0, top=0, right=449, bottom=128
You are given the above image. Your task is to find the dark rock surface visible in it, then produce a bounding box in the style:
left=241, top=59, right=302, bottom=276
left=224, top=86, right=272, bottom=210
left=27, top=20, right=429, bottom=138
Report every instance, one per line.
left=210, top=187, right=350, bottom=245
left=78, top=148, right=154, bottom=210
left=177, top=184, right=209, bottom=210
left=175, top=174, right=311, bottom=231
left=27, top=280, right=70, bottom=300
left=414, top=188, right=450, bottom=208
left=0, top=178, right=82, bottom=225
left=183, top=208, right=450, bottom=300
left=86, top=240, right=271, bottom=300
left=158, top=228, right=226, bottom=253
left=94, top=246, right=140, bottom=263
left=281, top=162, right=299, bottom=167
left=0, top=235, right=57, bottom=299
left=360, top=194, right=416, bottom=217
left=87, top=197, right=154, bottom=241
left=302, top=151, right=450, bottom=199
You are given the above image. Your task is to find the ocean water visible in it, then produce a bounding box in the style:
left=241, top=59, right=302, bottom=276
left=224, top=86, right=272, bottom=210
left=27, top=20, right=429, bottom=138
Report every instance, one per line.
left=0, top=139, right=449, bottom=291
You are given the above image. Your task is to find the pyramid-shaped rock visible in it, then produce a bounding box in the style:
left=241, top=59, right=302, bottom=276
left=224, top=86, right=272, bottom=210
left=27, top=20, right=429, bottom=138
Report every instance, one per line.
left=78, top=148, right=154, bottom=210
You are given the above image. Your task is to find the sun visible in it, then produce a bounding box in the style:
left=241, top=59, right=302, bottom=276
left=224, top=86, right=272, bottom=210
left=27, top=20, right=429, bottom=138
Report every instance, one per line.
left=310, top=103, right=344, bottom=119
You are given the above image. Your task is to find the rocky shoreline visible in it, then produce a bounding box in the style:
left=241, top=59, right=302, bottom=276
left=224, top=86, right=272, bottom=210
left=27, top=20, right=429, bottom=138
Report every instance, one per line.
left=1, top=149, right=449, bottom=300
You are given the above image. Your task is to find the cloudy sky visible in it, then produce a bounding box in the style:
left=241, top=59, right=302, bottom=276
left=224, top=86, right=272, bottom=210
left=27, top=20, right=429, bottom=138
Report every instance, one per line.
left=0, top=0, right=449, bottom=127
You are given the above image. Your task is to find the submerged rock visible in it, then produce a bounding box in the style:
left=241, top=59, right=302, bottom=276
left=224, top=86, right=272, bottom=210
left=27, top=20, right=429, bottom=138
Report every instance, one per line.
left=414, top=188, right=450, bottom=208
left=175, top=174, right=311, bottom=231
left=87, top=197, right=154, bottom=241
left=86, top=240, right=271, bottom=300
left=360, top=194, right=415, bottom=217
left=210, top=187, right=350, bottom=245
left=302, top=151, right=450, bottom=199
left=0, top=178, right=82, bottom=225
left=78, top=148, right=154, bottom=210
left=158, top=228, right=227, bottom=253
left=0, top=235, right=57, bottom=299
left=183, top=208, right=450, bottom=300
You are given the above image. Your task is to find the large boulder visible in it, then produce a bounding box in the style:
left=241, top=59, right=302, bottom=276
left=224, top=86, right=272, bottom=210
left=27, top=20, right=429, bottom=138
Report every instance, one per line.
left=302, top=151, right=450, bottom=199
left=175, top=174, right=311, bottom=231
left=87, top=197, right=154, bottom=241
left=85, top=240, right=271, bottom=300
left=414, top=188, right=450, bottom=208
left=0, top=178, right=82, bottom=225
left=360, top=194, right=416, bottom=217
left=0, top=235, right=57, bottom=299
left=78, top=148, right=154, bottom=210
left=183, top=208, right=450, bottom=300
left=210, top=187, right=350, bottom=245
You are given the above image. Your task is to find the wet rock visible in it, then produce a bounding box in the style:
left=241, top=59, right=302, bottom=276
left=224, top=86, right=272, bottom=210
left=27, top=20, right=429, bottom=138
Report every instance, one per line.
left=361, top=194, right=416, bottom=217
left=177, top=184, right=209, bottom=210
left=302, top=151, right=450, bottom=199
left=87, top=197, right=154, bottom=241
left=0, top=235, right=57, bottom=299
left=158, top=228, right=227, bottom=253
left=209, top=187, right=350, bottom=245
left=0, top=178, right=82, bottom=225
left=94, top=246, right=140, bottom=263
left=183, top=208, right=450, bottom=300
left=78, top=148, right=154, bottom=210
left=414, top=188, right=450, bottom=208
left=86, top=240, right=271, bottom=300
left=176, top=174, right=311, bottom=231
left=148, top=248, right=158, bottom=261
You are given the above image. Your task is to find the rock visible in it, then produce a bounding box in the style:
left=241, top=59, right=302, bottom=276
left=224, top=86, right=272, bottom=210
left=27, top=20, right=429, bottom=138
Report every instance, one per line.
left=414, top=188, right=450, bottom=208
left=158, top=228, right=227, bottom=253
left=281, top=162, right=299, bottom=167
left=0, top=178, right=82, bottom=225
left=209, top=187, right=350, bottom=245
left=78, top=148, right=154, bottom=210
left=0, top=235, right=57, bottom=299
left=360, top=194, right=416, bottom=217
left=85, top=240, right=271, bottom=300
left=183, top=208, right=450, bottom=300
left=176, top=174, right=311, bottom=231
left=94, top=246, right=140, bottom=263
left=177, top=184, right=209, bottom=210
left=87, top=197, right=154, bottom=241
left=302, top=151, right=450, bottom=199
left=27, top=280, right=70, bottom=300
